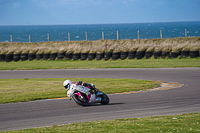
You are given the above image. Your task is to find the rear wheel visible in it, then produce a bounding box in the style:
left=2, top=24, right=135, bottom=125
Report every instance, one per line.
left=100, top=94, right=109, bottom=105
left=72, top=93, right=89, bottom=106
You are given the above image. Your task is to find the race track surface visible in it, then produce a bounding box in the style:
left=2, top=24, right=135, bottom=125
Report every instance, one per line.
left=0, top=68, right=200, bottom=131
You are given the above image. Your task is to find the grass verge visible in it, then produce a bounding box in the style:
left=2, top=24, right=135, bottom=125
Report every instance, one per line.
left=0, top=58, right=200, bottom=70
left=2, top=112, right=200, bottom=133
left=0, top=78, right=158, bottom=104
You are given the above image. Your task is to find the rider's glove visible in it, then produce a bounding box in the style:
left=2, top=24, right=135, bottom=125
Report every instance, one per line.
left=77, top=81, right=82, bottom=85
left=91, top=84, right=95, bottom=88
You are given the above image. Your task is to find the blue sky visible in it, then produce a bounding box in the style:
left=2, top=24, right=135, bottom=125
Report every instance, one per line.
left=0, top=0, right=200, bottom=25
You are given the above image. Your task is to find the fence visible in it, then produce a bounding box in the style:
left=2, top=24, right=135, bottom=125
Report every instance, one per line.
left=3, top=28, right=199, bottom=43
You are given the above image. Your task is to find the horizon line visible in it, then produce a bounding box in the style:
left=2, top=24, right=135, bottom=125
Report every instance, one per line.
left=0, top=20, right=200, bottom=26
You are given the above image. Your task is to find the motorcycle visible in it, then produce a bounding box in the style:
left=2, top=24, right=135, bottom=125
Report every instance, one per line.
left=67, top=84, right=109, bottom=106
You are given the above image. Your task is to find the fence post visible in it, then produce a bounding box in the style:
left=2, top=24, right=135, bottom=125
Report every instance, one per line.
left=85, top=32, right=88, bottom=41
left=102, top=32, right=104, bottom=40
left=29, top=34, right=31, bottom=43
left=117, top=31, right=119, bottom=40
left=68, top=33, right=70, bottom=41
left=160, top=30, right=163, bottom=39
left=137, top=30, right=140, bottom=40
left=47, top=33, right=50, bottom=42
left=10, top=35, right=12, bottom=42
left=185, top=29, right=187, bottom=37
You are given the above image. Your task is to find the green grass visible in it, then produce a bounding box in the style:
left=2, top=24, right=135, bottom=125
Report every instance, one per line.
left=2, top=112, right=200, bottom=133
left=0, top=58, right=200, bottom=70
left=0, top=78, right=158, bottom=104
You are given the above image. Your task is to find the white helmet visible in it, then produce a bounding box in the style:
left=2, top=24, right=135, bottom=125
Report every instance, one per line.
left=63, top=80, right=72, bottom=90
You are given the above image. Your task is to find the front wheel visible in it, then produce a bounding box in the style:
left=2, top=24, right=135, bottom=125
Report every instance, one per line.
left=100, top=94, right=109, bottom=105
left=72, top=93, right=89, bottom=106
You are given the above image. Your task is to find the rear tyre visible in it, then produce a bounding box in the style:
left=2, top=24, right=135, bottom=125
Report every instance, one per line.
left=72, top=93, right=89, bottom=106
left=100, top=94, right=109, bottom=105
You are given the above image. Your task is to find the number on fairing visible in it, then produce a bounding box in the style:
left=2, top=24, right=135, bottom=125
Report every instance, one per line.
left=77, top=86, right=90, bottom=94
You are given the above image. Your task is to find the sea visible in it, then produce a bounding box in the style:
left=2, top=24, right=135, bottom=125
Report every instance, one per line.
left=0, top=21, right=200, bottom=43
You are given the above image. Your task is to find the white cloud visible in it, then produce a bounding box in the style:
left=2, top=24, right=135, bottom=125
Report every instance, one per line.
left=31, top=0, right=79, bottom=8
left=30, top=0, right=136, bottom=9
left=120, top=0, right=135, bottom=6
left=13, top=2, right=21, bottom=8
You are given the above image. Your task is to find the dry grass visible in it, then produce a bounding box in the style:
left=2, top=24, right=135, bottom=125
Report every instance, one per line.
left=0, top=37, right=200, bottom=54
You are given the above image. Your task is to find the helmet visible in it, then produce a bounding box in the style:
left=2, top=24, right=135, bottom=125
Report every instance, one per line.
left=63, top=80, right=72, bottom=90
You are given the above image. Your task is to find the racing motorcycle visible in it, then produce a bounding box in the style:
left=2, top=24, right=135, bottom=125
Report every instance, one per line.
left=67, top=84, right=109, bottom=106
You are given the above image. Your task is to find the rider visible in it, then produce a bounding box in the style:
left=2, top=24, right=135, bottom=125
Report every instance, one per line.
left=63, top=79, right=98, bottom=95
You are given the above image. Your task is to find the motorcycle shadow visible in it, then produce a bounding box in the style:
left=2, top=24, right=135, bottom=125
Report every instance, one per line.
left=88, top=102, right=125, bottom=107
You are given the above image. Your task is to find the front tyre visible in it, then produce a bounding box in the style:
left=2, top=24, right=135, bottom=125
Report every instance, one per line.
left=72, top=93, right=89, bottom=106
left=100, top=94, right=109, bottom=105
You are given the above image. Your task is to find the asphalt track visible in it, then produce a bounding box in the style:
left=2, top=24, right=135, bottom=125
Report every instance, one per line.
left=0, top=68, right=200, bottom=131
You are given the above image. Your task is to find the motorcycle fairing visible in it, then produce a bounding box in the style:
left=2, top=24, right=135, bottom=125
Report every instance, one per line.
left=96, top=91, right=104, bottom=96
left=76, top=86, right=90, bottom=95
left=67, top=84, right=91, bottom=97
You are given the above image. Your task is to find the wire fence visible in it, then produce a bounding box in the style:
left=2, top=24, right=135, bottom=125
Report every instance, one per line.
left=1, top=28, right=200, bottom=43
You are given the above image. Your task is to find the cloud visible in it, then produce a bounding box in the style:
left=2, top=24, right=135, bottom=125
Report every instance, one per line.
left=31, top=0, right=79, bottom=8
left=122, top=0, right=135, bottom=4
left=0, top=0, right=14, bottom=6
left=0, top=0, right=21, bottom=9
left=30, top=0, right=136, bottom=9
left=13, top=2, right=21, bottom=8
left=0, top=0, right=9, bottom=4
